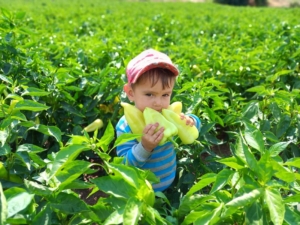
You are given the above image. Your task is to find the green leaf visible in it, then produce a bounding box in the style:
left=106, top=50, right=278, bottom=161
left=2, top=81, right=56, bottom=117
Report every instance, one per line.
left=106, top=163, right=140, bottom=188
left=15, top=151, right=31, bottom=170
left=50, top=192, right=89, bottom=214
left=210, top=169, right=234, bottom=194
left=143, top=203, right=166, bottom=224
left=236, top=134, right=258, bottom=171
left=241, top=101, right=260, bottom=121
left=0, top=183, right=7, bottom=224
left=283, top=194, right=300, bottom=203
left=244, top=122, right=265, bottom=153
left=264, top=188, right=285, bottom=225
left=24, top=180, right=53, bottom=197
left=0, top=74, right=13, bottom=84
left=66, top=135, right=90, bottom=145
left=256, top=154, right=276, bottom=183
left=16, top=144, right=46, bottom=153
left=113, top=133, right=143, bottom=149
left=0, top=129, right=9, bottom=147
left=199, top=122, right=215, bottom=136
left=27, top=124, right=62, bottom=142
left=182, top=203, right=221, bottom=225
left=266, top=70, right=293, bottom=82
left=32, top=204, right=52, bottom=225
left=155, top=191, right=171, bottom=207
left=123, top=197, right=142, bottom=225
left=245, top=201, right=266, bottom=225
left=203, top=107, right=224, bottom=127
left=265, top=131, right=280, bottom=142
left=29, top=153, right=47, bottom=167
left=97, top=120, right=115, bottom=152
left=276, top=114, right=291, bottom=138
left=61, top=102, right=84, bottom=117
left=11, top=111, right=27, bottom=121
left=63, top=179, right=94, bottom=190
left=186, top=173, right=216, bottom=196
left=217, top=157, right=245, bottom=170
left=194, top=203, right=223, bottom=225
left=226, top=188, right=263, bottom=208
left=177, top=194, right=215, bottom=218
left=48, top=144, right=89, bottom=180
left=92, top=176, right=136, bottom=199
left=6, top=191, right=34, bottom=218
left=15, top=100, right=49, bottom=112
left=271, top=163, right=295, bottom=183
left=55, top=160, right=92, bottom=191
left=284, top=157, right=300, bottom=168
left=103, top=207, right=124, bottom=225
left=22, top=87, right=50, bottom=97
left=246, top=86, right=265, bottom=94
left=284, top=205, right=300, bottom=225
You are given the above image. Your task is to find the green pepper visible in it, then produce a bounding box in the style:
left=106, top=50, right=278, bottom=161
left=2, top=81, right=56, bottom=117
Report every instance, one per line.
left=84, top=119, right=103, bottom=132
left=143, top=107, right=178, bottom=145
left=167, top=101, right=182, bottom=114
left=121, top=102, right=145, bottom=141
left=162, top=109, right=199, bottom=144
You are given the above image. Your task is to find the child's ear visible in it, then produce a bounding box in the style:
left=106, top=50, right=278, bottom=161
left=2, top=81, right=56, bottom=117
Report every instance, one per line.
left=123, top=83, right=134, bottom=101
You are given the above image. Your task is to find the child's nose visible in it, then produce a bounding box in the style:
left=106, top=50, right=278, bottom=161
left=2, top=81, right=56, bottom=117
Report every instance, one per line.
left=154, top=97, right=162, bottom=106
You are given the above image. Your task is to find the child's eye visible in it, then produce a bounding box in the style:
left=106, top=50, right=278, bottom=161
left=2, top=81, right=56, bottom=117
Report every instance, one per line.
left=163, top=94, right=170, bottom=97
left=145, top=93, right=153, bottom=97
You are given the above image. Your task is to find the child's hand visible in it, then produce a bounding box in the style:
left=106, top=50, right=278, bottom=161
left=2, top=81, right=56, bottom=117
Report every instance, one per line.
left=141, top=123, right=164, bottom=152
left=180, top=113, right=195, bottom=126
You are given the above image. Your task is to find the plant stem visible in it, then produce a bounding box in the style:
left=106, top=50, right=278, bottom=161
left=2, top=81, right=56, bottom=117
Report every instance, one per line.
left=168, top=138, right=179, bottom=148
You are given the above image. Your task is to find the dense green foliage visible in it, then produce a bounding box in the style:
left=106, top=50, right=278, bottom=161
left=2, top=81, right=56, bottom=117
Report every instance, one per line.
left=0, top=0, right=300, bottom=224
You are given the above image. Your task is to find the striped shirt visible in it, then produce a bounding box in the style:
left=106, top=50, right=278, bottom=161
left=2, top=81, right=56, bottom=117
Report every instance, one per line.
left=115, top=114, right=201, bottom=192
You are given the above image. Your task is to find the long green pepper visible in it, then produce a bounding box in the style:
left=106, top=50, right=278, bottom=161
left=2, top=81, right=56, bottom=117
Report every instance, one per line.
left=143, top=107, right=178, bottom=145
left=121, top=102, right=145, bottom=141
left=162, top=109, right=199, bottom=144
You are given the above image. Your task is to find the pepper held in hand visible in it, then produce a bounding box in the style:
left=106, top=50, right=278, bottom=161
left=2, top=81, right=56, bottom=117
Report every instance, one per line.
left=167, top=101, right=182, bottom=114
left=162, top=109, right=199, bottom=144
left=121, top=102, right=145, bottom=141
left=143, top=107, right=178, bottom=145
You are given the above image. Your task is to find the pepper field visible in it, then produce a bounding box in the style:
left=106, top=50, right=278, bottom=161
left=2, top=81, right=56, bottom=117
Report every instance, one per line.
left=0, top=0, right=300, bottom=224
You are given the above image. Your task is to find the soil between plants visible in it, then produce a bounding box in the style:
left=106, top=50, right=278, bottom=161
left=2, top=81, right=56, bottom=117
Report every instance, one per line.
left=74, top=158, right=108, bottom=205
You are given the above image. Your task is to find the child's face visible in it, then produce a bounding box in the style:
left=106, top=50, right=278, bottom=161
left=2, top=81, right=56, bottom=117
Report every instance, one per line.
left=125, top=78, right=174, bottom=112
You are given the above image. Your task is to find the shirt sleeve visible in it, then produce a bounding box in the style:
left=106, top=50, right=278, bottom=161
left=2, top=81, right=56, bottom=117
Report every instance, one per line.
left=115, top=116, right=151, bottom=167
left=187, top=114, right=201, bottom=132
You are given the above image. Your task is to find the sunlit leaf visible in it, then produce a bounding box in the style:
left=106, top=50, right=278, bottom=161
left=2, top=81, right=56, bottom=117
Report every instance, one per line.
left=123, top=197, right=142, bottom=225
left=49, top=144, right=89, bottom=180
left=0, top=183, right=7, bottom=224
left=15, top=100, right=49, bottom=111
left=6, top=191, right=34, bottom=218
left=22, top=87, right=50, bottom=97
left=210, top=169, right=234, bottom=194
left=284, top=158, right=300, bottom=168
left=244, top=122, right=265, bottom=153
left=217, top=157, right=245, bottom=170
left=186, top=173, right=216, bottom=196
left=265, top=188, right=285, bottom=225
left=32, top=203, right=52, bottom=225
left=226, top=188, right=263, bottom=208
left=113, top=133, right=142, bottom=149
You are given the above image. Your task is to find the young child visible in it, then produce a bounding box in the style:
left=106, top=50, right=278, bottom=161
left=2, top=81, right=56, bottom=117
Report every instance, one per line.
left=116, top=49, right=201, bottom=192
